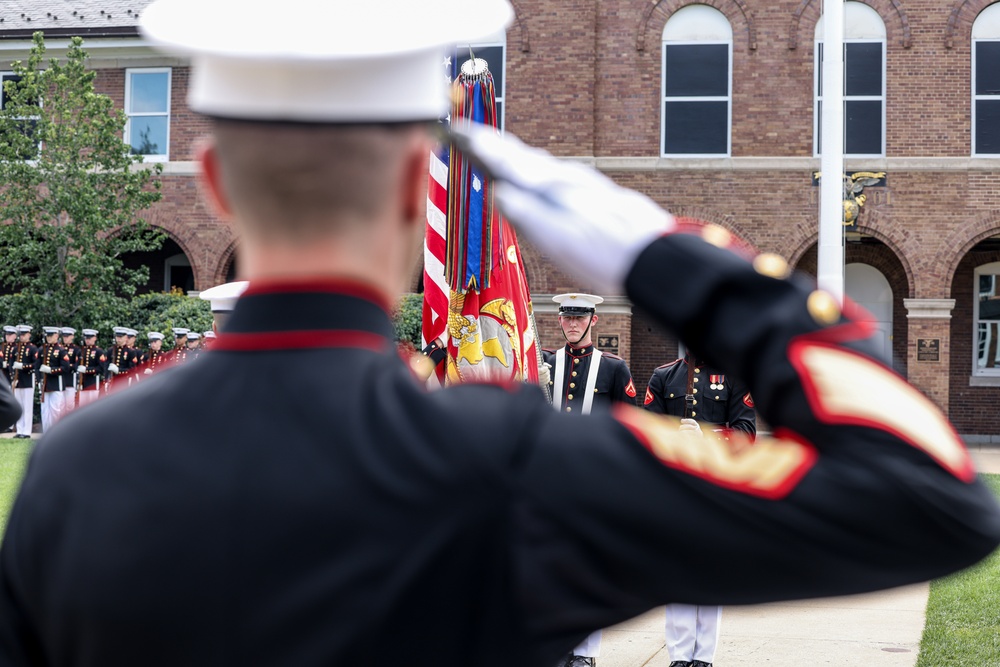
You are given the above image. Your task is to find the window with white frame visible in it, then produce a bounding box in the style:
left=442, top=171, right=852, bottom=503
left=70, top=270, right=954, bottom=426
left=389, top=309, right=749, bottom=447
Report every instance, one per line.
left=451, top=29, right=507, bottom=130
left=815, top=2, right=886, bottom=157
left=125, top=68, right=171, bottom=160
left=0, top=72, right=40, bottom=159
left=661, top=5, right=732, bottom=156
left=973, top=4, right=1000, bottom=155
left=974, top=262, right=1000, bottom=375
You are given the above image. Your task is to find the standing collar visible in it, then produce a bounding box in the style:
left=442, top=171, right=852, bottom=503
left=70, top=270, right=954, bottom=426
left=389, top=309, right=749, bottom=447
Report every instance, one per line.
left=564, top=343, right=594, bottom=356
left=212, top=279, right=396, bottom=353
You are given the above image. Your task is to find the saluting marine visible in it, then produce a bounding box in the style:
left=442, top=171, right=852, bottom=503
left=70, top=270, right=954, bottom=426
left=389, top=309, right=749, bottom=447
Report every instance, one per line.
left=2, top=2, right=1000, bottom=666
left=76, top=329, right=106, bottom=408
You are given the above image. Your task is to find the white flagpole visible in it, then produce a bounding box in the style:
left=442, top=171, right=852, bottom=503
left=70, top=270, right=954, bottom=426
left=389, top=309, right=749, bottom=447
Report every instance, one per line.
left=818, top=0, right=845, bottom=304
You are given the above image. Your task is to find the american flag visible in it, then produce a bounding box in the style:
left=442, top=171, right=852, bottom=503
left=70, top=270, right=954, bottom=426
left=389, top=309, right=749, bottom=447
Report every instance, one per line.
left=421, top=53, right=539, bottom=387
left=420, top=57, right=454, bottom=381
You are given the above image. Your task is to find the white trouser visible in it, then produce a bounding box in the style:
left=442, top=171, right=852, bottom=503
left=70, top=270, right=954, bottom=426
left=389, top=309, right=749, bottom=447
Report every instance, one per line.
left=77, top=389, right=100, bottom=408
left=40, top=390, right=66, bottom=432
left=61, top=387, right=76, bottom=415
left=572, top=629, right=601, bottom=657
left=664, top=604, right=721, bottom=663
left=13, top=387, right=33, bottom=436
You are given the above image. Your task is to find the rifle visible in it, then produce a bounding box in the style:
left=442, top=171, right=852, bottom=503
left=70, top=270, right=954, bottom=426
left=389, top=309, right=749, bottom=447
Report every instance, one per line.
left=75, top=346, right=85, bottom=408
left=38, top=343, right=47, bottom=405
left=10, top=341, right=21, bottom=390
left=684, top=352, right=696, bottom=420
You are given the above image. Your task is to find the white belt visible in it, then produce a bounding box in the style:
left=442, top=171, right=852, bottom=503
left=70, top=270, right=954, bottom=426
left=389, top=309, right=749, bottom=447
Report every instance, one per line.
left=552, top=348, right=602, bottom=415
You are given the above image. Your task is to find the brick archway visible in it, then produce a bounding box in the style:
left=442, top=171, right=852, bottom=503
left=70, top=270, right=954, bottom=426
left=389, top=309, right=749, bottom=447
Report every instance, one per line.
left=945, top=0, right=1000, bottom=48
left=636, top=0, right=758, bottom=53
left=788, top=0, right=912, bottom=50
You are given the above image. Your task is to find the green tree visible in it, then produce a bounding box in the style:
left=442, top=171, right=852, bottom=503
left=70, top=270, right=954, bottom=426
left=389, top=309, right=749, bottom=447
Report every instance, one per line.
left=0, top=32, right=164, bottom=328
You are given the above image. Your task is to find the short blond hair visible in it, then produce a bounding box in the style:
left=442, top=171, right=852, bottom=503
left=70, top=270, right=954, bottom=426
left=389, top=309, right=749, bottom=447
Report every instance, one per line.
left=212, top=120, right=429, bottom=240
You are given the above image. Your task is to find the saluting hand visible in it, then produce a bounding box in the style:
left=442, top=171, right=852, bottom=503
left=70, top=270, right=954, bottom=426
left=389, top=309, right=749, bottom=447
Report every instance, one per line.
left=449, top=124, right=674, bottom=294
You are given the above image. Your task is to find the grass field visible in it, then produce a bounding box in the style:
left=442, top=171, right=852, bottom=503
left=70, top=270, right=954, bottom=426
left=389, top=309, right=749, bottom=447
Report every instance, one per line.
left=0, top=437, right=32, bottom=535
left=915, top=473, right=1000, bottom=667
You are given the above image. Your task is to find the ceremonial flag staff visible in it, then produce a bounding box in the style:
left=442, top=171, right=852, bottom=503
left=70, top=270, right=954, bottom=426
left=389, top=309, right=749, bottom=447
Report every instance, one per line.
left=422, top=52, right=541, bottom=388
left=818, top=0, right=846, bottom=304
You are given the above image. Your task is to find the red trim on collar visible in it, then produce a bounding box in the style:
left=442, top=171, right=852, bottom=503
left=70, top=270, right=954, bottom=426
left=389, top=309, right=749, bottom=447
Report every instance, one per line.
left=240, top=278, right=391, bottom=313
left=211, top=330, right=390, bottom=353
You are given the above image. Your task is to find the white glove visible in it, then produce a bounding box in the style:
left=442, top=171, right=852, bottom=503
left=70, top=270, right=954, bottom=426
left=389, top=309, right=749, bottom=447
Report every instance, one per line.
left=77, top=365, right=87, bottom=374
left=449, top=124, right=674, bottom=294
left=39, top=364, right=51, bottom=374
left=679, top=418, right=704, bottom=437
left=12, top=361, right=23, bottom=370
left=1, top=361, right=5, bottom=369
left=144, top=368, right=153, bottom=375
left=108, top=363, right=119, bottom=374
left=538, top=362, right=552, bottom=387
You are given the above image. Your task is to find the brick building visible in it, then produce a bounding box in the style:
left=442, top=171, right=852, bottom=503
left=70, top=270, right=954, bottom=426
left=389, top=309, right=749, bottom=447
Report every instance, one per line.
left=4, top=0, right=1000, bottom=438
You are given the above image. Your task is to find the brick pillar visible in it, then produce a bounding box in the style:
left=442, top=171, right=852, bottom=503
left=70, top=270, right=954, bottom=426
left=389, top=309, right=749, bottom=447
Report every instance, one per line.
left=903, top=298, right=955, bottom=412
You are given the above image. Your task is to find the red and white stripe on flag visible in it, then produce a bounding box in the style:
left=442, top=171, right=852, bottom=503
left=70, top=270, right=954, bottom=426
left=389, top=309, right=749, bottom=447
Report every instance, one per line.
left=422, top=147, right=450, bottom=373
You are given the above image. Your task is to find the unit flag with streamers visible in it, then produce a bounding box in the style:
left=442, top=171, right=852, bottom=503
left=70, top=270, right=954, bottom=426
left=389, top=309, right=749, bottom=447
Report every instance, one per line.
left=422, top=55, right=540, bottom=387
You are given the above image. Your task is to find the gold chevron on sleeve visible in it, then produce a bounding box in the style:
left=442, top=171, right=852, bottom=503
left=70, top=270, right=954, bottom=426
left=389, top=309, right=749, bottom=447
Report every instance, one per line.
left=615, top=409, right=816, bottom=499
left=793, top=342, right=974, bottom=481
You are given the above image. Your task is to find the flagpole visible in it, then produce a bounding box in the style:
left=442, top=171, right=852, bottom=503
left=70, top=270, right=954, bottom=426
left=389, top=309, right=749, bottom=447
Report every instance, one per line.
left=818, top=0, right=845, bottom=304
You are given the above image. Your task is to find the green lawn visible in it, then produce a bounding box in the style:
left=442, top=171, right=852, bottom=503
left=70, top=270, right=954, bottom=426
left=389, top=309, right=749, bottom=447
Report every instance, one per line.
left=916, top=473, right=1000, bottom=667
left=0, top=438, right=33, bottom=535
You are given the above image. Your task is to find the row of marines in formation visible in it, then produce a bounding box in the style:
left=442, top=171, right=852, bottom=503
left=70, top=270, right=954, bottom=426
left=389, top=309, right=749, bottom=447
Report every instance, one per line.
left=0, top=324, right=215, bottom=437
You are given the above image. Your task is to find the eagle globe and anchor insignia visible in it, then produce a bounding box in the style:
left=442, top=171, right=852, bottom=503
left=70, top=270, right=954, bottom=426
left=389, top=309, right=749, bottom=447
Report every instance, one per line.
left=812, top=171, right=887, bottom=226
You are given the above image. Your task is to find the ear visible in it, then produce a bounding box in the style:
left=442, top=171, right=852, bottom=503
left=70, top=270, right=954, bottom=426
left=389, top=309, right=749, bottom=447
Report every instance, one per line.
left=198, top=141, right=233, bottom=219
left=592, top=314, right=599, bottom=326
left=400, top=134, right=432, bottom=228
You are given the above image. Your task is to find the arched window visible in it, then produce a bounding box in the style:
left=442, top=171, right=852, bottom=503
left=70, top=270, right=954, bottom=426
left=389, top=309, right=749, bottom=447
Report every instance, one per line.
left=451, top=27, right=507, bottom=130
left=814, top=2, right=886, bottom=157
left=972, top=4, right=1000, bottom=156
left=661, top=5, right=732, bottom=157
left=974, top=261, right=1000, bottom=376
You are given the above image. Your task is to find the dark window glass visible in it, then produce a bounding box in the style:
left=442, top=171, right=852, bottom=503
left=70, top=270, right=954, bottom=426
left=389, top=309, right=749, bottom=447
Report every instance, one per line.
left=664, top=44, right=729, bottom=97
left=816, top=43, right=823, bottom=95
left=845, top=100, right=881, bottom=154
left=976, top=100, right=1000, bottom=153
left=977, top=42, right=1000, bottom=95
left=845, top=42, right=882, bottom=96
left=816, top=99, right=822, bottom=153
left=1, top=75, right=21, bottom=109
left=664, top=101, right=728, bottom=154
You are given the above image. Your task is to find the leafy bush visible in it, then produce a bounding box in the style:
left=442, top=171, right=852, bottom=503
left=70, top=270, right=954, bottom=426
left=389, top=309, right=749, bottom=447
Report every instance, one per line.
left=393, top=293, right=423, bottom=346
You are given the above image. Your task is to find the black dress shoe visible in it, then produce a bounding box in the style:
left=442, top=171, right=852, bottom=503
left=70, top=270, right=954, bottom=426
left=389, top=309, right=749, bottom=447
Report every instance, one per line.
left=690, top=661, right=712, bottom=667
left=669, top=662, right=692, bottom=667
left=565, top=657, right=595, bottom=667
